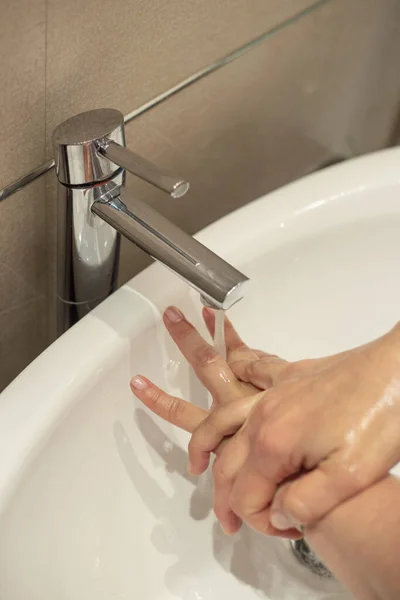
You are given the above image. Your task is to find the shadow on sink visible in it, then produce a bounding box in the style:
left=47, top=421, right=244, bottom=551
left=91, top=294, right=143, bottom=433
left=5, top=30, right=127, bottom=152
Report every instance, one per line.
left=113, top=411, right=348, bottom=599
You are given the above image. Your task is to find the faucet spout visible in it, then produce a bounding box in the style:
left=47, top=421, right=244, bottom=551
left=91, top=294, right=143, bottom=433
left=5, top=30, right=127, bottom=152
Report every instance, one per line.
left=53, top=108, right=249, bottom=334
left=92, top=186, right=248, bottom=310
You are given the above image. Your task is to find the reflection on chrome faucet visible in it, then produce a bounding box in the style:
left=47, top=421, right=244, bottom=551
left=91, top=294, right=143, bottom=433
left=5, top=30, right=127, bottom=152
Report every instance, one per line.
left=53, top=108, right=249, bottom=335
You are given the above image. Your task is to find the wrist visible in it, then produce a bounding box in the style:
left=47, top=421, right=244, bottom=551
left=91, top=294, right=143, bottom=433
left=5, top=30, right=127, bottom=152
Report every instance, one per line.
left=366, top=322, right=400, bottom=378
left=388, top=321, right=400, bottom=344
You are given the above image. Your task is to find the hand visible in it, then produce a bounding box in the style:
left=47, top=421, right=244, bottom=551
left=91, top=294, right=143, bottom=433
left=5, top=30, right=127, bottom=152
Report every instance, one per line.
left=132, top=307, right=400, bottom=539
left=195, top=322, right=400, bottom=536
left=201, top=307, right=282, bottom=391
left=130, top=305, right=301, bottom=539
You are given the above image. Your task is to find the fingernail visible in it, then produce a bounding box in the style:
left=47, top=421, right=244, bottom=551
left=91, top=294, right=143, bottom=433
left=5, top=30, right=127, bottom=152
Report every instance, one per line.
left=165, top=306, right=183, bottom=323
left=131, top=375, right=148, bottom=391
left=270, top=511, right=294, bottom=531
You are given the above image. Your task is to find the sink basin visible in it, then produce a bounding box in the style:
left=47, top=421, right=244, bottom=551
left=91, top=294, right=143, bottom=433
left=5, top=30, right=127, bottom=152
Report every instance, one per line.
left=1, top=148, right=400, bottom=600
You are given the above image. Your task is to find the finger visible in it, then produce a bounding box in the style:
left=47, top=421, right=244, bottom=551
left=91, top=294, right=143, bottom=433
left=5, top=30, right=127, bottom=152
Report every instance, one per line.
left=202, top=308, right=293, bottom=392
left=202, top=307, right=246, bottom=352
left=231, top=355, right=289, bottom=389
left=203, top=307, right=261, bottom=367
left=212, top=432, right=249, bottom=535
left=230, top=463, right=302, bottom=539
left=269, top=441, right=400, bottom=531
left=269, top=469, right=334, bottom=531
left=163, top=306, right=243, bottom=403
left=131, top=376, right=207, bottom=433
left=188, top=395, right=262, bottom=475
left=251, top=349, right=269, bottom=359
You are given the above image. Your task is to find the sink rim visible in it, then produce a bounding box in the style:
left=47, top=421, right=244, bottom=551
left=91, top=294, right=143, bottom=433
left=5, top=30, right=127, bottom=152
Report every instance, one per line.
left=1, top=146, right=400, bottom=513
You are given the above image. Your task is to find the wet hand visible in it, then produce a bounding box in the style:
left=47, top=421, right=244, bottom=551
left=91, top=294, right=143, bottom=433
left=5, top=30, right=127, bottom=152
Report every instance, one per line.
left=218, top=324, right=400, bottom=536
left=202, top=310, right=400, bottom=534
left=130, top=306, right=301, bottom=539
left=131, top=307, right=400, bottom=539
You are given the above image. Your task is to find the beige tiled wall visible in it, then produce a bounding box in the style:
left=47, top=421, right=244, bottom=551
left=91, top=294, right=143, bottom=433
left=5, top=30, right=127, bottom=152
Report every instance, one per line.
left=44, top=0, right=318, bottom=153
left=1, top=0, right=400, bottom=389
left=0, top=1, right=47, bottom=390
left=117, top=0, right=400, bottom=284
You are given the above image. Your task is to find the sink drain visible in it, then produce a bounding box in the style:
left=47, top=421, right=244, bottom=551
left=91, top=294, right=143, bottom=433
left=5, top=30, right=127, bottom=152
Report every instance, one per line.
left=290, top=538, right=334, bottom=579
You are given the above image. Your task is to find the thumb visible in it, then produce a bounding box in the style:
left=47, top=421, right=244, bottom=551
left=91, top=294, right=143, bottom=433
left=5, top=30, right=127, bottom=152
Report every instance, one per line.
left=232, top=356, right=288, bottom=389
left=269, top=466, right=363, bottom=530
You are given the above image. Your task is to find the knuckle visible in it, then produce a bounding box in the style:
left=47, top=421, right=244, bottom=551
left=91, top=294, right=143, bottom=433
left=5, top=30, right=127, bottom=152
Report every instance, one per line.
left=228, top=340, right=248, bottom=353
left=247, top=358, right=260, bottom=372
left=165, top=397, right=185, bottom=422
left=213, top=505, right=226, bottom=523
left=281, top=489, right=314, bottom=525
left=229, top=358, right=248, bottom=379
left=147, top=387, right=183, bottom=423
left=188, top=432, right=203, bottom=454
left=147, top=386, right=163, bottom=406
left=329, top=457, right=372, bottom=495
left=207, top=408, right=224, bottom=432
left=259, top=395, right=281, bottom=419
left=173, top=321, right=195, bottom=342
left=253, top=427, right=270, bottom=455
left=248, top=399, right=274, bottom=428
left=212, top=458, right=230, bottom=485
left=188, top=414, right=217, bottom=452
left=250, top=398, right=267, bottom=418
left=213, top=504, right=234, bottom=527
left=281, top=362, right=300, bottom=379
left=247, top=360, right=273, bottom=384
left=227, top=346, right=249, bottom=366
left=229, top=494, right=243, bottom=516
left=253, top=422, right=289, bottom=459
left=347, top=467, right=371, bottom=491
left=187, top=435, right=197, bottom=454
left=193, top=343, right=218, bottom=367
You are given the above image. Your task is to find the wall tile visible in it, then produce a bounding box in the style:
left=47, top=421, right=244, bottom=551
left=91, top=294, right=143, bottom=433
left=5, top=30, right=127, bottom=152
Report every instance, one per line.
left=0, top=298, right=47, bottom=391
left=44, top=0, right=319, bottom=153
left=0, top=181, right=48, bottom=297
left=0, top=1, right=47, bottom=389
left=0, top=181, right=48, bottom=389
left=0, top=0, right=45, bottom=186
left=345, top=1, right=400, bottom=153
left=0, top=263, right=37, bottom=315
left=116, top=0, right=400, bottom=287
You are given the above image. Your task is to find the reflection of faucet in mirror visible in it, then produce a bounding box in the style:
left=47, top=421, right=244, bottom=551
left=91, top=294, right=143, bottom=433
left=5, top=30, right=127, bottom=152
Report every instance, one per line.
left=53, top=108, right=249, bottom=335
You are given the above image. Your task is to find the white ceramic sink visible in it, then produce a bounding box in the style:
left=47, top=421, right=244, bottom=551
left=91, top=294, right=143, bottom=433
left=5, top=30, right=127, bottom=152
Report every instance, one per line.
left=1, top=148, right=400, bottom=600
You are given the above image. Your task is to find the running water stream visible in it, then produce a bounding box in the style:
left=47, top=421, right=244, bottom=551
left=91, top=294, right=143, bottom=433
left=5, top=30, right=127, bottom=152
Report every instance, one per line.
left=213, top=309, right=226, bottom=359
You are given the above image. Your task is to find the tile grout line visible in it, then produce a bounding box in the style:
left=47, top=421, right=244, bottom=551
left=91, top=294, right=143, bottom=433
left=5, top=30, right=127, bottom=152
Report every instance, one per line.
left=0, top=0, right=333, bottom=203
left=123, top=0, right=332, bottom=124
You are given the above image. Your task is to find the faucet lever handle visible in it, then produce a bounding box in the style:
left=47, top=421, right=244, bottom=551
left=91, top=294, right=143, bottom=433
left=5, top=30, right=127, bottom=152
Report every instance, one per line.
left=52, top=108, right=190, bottom=195
left=97, top=139, right=189, bottom=199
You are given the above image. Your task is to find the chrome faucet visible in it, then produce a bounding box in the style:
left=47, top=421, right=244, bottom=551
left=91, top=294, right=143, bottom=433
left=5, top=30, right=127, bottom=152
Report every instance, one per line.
left=53, top=109, right=248, bottom=335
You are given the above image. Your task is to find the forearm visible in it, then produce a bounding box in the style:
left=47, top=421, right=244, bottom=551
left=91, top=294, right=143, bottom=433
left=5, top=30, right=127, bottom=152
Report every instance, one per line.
left=305, top=475, right=400, bottom=600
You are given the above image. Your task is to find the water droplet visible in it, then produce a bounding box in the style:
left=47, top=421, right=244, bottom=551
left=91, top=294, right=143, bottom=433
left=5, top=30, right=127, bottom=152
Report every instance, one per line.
left=163, top=439, right=173, bottom=454
left=165, top=359, right=180, bottom=374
